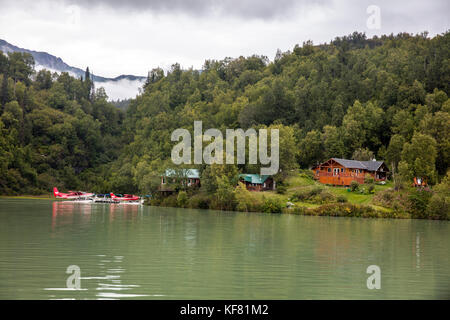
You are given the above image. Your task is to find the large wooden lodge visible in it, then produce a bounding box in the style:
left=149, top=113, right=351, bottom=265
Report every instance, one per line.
left=312, top=158, right=389, bottom=186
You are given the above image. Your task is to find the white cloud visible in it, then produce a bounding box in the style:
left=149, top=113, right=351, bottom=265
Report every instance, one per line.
left=0, top=0, right=448, bottom=78
left=95, top=79, right=146, bottom=101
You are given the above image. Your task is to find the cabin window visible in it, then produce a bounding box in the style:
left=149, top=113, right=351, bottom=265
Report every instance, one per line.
left=162, top=177, right=165, bottom=184
left=341, top=168, right=344, bottom=172
left=327, top=168, right=331, bottom=172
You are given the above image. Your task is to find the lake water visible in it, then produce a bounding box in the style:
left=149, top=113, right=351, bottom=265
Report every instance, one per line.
left=0, top=199, right=448, bottom=300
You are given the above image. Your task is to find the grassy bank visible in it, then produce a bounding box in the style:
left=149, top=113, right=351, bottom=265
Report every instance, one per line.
left=0, top=194, right=53, bottom=200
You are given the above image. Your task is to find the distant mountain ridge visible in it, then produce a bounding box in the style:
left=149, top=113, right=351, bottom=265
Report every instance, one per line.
left=0, top=39, right=146, bottom=82
left=0, top=39, right=146, bottom=100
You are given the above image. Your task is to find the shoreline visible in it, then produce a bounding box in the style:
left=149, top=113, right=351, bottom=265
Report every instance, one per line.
left=1, top=195, right=447, bottom=221
left=148, top=201, right=420, bottom=220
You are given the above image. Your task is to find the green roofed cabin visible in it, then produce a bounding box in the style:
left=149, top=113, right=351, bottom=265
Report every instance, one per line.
left=238, top=174, right=275, bottom=191
left=160, top=168, right=201, bottom=195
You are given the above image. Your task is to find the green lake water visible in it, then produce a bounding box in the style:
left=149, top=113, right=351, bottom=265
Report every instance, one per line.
left=0, top=199, right=448, bottom=299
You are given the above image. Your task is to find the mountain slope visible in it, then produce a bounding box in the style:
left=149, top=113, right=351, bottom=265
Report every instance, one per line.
left=0, top=39, right=146, bottom=100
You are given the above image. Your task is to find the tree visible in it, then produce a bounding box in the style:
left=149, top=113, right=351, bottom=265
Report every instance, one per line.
left=401, top=132, right=437, bottom=184
left=1, top=72, right=9, bottom=109
left=426, top=171, right=450, bottom=219
left=133, top=158, right=166, bottom=194
left=352, top=148, right=374, bottom=161
left=386, top=134, right=405, bottom=172
left=95, top=87, right=108, bottom=101
left=177, top=191, right=188, bottom=207
left=298, top=130, right=324, bottom=168
left=84, top=67, right=92, bottom=100
left=0, top=51, right=8, bottom=74
left=322, top=125, right=345, bottom=159
left=1, top=101, right=22, bottom=130
left=266, top=123, right=298, bottom=178
left=213, top=175, right=236, bottom=211
left=144, top=67, right=164, bottom=89
left=418, top=111, right=450, bottom=175
left=342, top=100, right=384, bottom=152
left=391, top=109, right=414, bottom=139
left=201, top=164, right=238, bottom=195
left=35, top=70, right=53, bottom=90
left=7, top=52, right=34, bottom=94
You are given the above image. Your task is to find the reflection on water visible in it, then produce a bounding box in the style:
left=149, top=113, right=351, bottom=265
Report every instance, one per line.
left=0, top=199, right=449, bottom=299
left=44, top=253, right=153, bottom=300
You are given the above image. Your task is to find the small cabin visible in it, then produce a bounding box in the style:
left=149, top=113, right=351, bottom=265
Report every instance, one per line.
left=160, top=168, right=201, bottom=195
left=238, top=174, right=275, bottom=191
left=312, top=158, right=389, bottom=186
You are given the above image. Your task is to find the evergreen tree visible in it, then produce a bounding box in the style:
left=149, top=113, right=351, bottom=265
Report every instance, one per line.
left=84, top=67, right=92, bottom=100
left=1, top=72, right=9, bottom=110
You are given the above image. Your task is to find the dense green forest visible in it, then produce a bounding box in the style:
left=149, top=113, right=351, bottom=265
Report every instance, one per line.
left=1, top=31, right=449, bottom=205
left=0, top=53, right=124, bottom=194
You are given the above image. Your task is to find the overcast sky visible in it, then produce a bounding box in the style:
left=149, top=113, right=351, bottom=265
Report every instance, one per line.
left=0, top=0, right=448, bottom=77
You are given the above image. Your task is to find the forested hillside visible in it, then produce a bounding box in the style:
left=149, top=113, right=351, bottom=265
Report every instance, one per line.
left=113, top=31, right=449, bottom=194
left=0, top=31, right=449, bottom=196
left=0, top=52, right=124, bottom=194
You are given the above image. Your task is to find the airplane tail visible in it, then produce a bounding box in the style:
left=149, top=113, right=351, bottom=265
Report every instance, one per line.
left=53, top=187, right=59, bottom=197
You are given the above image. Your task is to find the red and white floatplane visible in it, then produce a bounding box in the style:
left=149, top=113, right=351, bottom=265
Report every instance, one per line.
left=52, top=187, right=143, bottom=205
left=110, top=193, right=144, bottom=205
left=53, top=187, right=95, bottom=203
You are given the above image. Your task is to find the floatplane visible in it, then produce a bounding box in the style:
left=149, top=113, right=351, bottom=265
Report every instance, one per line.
left=110, top=193, right=144, bottom=205
left=53, top=187, right=94, bottom=202
left=52, top=187, right=144, bottom=205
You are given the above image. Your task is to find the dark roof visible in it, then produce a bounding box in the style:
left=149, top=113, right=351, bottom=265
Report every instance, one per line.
left=361, top=160, right=385, bottom=171
left=331, top=158, right=385, bottom=171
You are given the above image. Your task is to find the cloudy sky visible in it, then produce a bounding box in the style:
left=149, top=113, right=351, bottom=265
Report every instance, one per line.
left=0, top=0, right=448, bottom=78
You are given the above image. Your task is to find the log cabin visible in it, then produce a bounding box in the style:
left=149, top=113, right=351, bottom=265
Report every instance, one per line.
left=238, top=174, right=275, bottom=191
left=312, top=158, right=389, bottom=186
